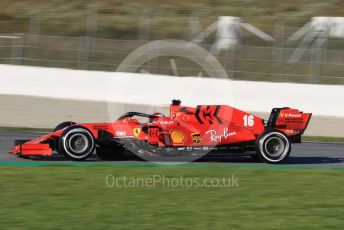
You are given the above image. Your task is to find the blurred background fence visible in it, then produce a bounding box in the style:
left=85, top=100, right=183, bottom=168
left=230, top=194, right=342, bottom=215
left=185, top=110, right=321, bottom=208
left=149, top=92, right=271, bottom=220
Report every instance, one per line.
left=1, top=0, right=344, bottom=85
left=1, top=33, right=344, bottom=85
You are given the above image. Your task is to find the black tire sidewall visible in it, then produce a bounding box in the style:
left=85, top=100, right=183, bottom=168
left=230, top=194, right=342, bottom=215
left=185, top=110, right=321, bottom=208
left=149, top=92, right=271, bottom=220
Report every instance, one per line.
left=256, top=130, right=291, bottom=164
left=59, top=126, right=95, bottom=160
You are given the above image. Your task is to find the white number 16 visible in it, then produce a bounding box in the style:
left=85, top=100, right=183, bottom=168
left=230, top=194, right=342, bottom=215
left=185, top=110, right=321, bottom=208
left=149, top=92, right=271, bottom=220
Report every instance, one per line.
left=243, top=115, right=254, bottom=127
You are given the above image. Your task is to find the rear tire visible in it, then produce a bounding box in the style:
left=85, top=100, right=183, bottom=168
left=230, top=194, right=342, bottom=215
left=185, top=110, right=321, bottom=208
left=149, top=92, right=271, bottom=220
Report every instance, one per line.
left=59, top=126, right=95, bottom=161
left=256, top=130, right=291, bottom=164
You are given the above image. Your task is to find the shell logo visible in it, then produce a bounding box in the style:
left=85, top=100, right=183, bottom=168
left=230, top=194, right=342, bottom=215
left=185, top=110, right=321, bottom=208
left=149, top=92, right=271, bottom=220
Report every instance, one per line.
left=170, top=130, right=186, bottom=145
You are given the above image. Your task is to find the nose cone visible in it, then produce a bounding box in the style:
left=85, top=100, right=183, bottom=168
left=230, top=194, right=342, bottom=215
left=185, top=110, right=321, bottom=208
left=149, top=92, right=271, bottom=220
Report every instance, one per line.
left=10, top=145, right=20, bottom=154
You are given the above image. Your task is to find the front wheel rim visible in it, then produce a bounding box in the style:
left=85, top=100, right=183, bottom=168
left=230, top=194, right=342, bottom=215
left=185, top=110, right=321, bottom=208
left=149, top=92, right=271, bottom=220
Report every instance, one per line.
left=63, top=128, right=94, bottom=159
left=68, top=133, right=89, bottom=154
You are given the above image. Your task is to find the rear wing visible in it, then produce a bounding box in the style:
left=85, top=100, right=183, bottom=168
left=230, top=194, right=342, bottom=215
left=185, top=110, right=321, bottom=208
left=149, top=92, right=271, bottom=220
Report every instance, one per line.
left=267, top=108, right=312, bottom=143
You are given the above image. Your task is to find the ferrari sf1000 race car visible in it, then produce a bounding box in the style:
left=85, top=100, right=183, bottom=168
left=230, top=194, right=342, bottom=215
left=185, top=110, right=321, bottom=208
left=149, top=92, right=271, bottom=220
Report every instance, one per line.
left=10, top=100, right=311, bottom=163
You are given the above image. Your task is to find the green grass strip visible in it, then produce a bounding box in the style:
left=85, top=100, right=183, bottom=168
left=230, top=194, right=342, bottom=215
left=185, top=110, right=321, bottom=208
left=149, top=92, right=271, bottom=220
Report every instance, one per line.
left=0, top=161, right=343, bottom=170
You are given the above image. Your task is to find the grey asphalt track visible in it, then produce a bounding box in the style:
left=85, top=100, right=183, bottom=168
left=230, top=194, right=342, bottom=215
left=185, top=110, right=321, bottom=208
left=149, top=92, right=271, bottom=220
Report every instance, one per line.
left=0, top=132, right=343, bottom=166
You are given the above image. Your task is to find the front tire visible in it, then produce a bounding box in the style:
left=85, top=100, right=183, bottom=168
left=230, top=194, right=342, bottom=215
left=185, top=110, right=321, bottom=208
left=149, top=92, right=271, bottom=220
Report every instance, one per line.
left=59, top=127, right=95, bottom=161
left=256, top=131, right=291, bottom=164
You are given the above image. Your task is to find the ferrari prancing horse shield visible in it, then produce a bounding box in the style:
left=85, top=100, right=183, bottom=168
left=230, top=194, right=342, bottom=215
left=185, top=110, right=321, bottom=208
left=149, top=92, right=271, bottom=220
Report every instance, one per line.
left=133, top=128, right=141, bottom=137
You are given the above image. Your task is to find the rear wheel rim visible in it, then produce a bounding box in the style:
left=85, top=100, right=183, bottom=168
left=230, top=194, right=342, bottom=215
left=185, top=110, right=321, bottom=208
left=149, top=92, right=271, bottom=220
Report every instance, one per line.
left=258, top=132, right=290, bottom=162
left=264, top=137, right=285, bottom=157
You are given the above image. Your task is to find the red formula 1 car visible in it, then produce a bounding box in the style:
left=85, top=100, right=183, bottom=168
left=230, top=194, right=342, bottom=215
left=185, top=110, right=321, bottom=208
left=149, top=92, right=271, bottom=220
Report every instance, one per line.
left=10, top=100, right=311, bottom=163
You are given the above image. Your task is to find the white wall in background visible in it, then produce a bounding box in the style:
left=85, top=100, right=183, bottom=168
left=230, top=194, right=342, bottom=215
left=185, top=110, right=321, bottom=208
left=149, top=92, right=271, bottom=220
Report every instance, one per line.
left=0, top=64, right=343, bottom=117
